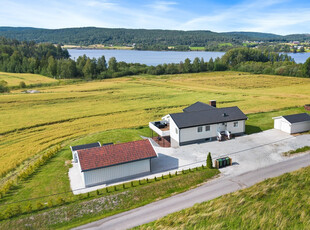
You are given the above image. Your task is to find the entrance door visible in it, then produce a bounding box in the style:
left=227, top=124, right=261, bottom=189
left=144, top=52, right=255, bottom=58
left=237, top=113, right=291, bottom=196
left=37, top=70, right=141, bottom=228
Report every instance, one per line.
left=217, top=123, right=227, bottom=132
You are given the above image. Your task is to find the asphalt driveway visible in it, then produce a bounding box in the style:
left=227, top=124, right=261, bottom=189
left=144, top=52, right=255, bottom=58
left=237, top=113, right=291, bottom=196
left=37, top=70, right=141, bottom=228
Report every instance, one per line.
left=151, top=129, right=310, bottom=176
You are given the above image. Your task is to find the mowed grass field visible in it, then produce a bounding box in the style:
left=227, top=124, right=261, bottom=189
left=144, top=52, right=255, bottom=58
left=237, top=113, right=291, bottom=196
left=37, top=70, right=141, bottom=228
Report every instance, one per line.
left=0, top=72, right=57, bottom=86
left=1, top=71, right=310, bottom=178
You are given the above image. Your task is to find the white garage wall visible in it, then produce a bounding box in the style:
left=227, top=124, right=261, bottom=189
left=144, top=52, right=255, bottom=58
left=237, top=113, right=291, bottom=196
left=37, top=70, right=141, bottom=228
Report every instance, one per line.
left=274, top=118, right=282, bottom=130
left=83, top=159, right=150, bottom=187
left=290, top=121, right=310, bottom=134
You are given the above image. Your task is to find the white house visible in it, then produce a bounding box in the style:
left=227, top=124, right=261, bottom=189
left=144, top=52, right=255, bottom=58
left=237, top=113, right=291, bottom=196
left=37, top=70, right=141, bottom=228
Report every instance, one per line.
left=273, top=113, right=310, bottom=134
left=150, top=101, right=248, bottom=147
left=76, top=139, right=157, bottom=187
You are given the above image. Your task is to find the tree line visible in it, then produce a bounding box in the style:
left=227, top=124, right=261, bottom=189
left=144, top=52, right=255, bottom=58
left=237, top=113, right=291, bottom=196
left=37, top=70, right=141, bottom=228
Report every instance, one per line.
left=1, top=38, right=310, bottom=93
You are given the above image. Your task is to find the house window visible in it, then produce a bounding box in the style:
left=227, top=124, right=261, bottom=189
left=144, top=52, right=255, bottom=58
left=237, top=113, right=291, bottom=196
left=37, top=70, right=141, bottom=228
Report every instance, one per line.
left=197, top=126, right=202, bottom=132
left=205, top=125, right=210, bottom=131
left=175, top=128, right=178, bottom=134
left=234, top=121, right=238, bottom=127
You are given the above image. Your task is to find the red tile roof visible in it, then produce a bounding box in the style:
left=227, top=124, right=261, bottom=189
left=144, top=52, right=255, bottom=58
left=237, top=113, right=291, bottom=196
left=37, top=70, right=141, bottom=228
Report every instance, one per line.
left=78, top=139, right=157, bottom=171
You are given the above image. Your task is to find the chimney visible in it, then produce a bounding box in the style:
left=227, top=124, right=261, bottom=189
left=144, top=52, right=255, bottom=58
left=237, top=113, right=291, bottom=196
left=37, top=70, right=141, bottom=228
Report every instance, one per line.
left=209, top=100, right=216, bottom=108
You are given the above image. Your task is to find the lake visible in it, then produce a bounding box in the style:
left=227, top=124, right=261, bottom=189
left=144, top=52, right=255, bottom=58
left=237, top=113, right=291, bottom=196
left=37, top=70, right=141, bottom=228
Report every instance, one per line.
left=68, top=49, right=310, bottom=65
left=68, top=49, right=225, bottom=66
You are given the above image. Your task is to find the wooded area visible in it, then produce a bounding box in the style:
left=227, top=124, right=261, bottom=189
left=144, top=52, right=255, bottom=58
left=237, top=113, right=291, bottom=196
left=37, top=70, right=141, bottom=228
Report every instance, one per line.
left=0, top=37, right=310, bottom=90
left=0, top=27, right=309, bottom=51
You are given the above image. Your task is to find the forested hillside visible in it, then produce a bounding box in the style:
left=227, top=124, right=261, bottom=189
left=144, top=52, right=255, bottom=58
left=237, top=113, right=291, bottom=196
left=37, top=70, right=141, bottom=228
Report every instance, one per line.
left=1, top=36, right=309, bottom=85
left=0, top=27, right=309, bottom=51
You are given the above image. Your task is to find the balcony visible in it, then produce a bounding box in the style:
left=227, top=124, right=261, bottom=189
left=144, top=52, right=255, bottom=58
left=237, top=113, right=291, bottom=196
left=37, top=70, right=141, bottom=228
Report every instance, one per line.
left=149, top=121, right=170, bottom=137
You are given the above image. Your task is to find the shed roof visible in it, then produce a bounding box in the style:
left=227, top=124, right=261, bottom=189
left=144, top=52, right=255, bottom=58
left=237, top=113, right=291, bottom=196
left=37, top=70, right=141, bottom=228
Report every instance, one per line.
left=183, top=101, right=215, bottom=113
left=71, top=142, right=101, bottom=152
left=170, top=106, right=247, bottom=129
left=78, top=139, right=157, bottom=172
left=282, top=113, right=310, bottom=124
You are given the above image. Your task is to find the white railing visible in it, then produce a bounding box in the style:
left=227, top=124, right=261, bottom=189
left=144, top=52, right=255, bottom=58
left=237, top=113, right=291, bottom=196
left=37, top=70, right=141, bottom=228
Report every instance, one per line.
left=225, top=130, right=231, bottom=139
left=149, top=122, right=170, bottom=137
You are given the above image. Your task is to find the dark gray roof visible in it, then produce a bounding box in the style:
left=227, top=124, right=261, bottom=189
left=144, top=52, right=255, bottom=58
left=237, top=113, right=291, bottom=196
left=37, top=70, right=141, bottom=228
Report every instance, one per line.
left=71, top=142, right=101, bottom=151
left=171, top=106, right=247, bottom=129
left=183, top=101, right=216, bottom=113
left=282, top=113, right=310, bottom=124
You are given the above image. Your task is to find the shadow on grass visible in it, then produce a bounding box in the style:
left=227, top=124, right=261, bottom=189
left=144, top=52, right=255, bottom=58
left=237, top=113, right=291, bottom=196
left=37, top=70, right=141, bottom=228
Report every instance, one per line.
left=245, top=125, right=263, bottom=135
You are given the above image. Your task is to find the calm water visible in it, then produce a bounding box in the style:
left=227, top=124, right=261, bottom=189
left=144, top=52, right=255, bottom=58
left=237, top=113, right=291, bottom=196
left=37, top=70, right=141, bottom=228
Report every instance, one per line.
left=68, top=49, right=225, bottom=66
left=68, top=49, right=310, bottom=65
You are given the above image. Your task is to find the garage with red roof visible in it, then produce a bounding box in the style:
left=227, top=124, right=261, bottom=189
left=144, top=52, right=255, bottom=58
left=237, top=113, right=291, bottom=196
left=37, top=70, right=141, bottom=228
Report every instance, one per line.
left=77, top=139, right=157, bottom=187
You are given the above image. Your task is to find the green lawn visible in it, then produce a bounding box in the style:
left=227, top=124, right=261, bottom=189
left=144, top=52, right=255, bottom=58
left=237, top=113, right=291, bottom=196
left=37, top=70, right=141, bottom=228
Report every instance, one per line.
left=0, top=160, right=219, bottom=229
left=189, top=46, right=205, bottom=51
left=136, top=165, right=310, bottom=230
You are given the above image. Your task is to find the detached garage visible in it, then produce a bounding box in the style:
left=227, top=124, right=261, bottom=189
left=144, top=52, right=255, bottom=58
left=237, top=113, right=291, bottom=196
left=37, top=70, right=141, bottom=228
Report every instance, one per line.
left=273, top=113, right=310, bottom=134
left=77, top=139, right=157, bottom=187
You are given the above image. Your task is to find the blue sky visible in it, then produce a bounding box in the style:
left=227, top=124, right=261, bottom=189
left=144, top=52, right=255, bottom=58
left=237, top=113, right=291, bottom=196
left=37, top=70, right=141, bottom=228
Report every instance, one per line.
left=0, top=0, right=310, bottom=35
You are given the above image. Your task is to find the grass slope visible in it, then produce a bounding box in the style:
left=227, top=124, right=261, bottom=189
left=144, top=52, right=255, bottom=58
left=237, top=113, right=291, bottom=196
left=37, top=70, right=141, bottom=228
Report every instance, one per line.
left=137, top=165, right=310, bottom=230
left=0, top=72, right=57, bottom=87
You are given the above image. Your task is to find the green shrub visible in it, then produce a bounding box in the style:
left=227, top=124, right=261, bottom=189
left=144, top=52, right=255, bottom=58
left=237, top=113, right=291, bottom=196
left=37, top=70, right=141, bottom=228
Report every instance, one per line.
left=19, top=81, right=26, bottom=88
left=207, top=152, right=213, bottom=169
left=36, top=202, right=44, bottom=210
left=25, top=204, right=32, bottom=213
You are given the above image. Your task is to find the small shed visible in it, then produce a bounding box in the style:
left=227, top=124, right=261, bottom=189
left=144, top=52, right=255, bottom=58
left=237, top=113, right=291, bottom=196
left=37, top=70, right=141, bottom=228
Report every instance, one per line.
left=273, top=113, right=310, bottom=134
left=77, top=139, right=157, bottom=187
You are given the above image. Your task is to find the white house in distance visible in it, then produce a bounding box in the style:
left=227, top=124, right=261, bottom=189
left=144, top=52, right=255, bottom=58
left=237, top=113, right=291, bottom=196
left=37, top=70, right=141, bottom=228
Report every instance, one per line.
left=273, top=113, right=310, bottom=134
left=149, top=101, right=248, bottom=147
left=75, top=139, right=157, bottom=187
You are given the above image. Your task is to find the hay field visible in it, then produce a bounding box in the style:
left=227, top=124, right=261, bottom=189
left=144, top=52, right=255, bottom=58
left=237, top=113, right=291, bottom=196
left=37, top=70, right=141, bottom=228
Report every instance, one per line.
left=0, top=71, right=310, bottom=177
left=0, top=72, right=57, bottom=86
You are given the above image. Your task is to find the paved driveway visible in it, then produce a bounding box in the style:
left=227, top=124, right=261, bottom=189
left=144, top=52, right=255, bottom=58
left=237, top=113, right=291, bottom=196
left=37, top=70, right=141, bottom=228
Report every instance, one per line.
left=69, top=129, right=310, bottom=194
left=151, top=129, right=310, bottom=177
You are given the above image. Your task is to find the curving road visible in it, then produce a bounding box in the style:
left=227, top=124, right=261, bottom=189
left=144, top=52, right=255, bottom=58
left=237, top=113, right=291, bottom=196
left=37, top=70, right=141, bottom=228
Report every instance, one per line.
left=74, top=153, right=310, bottom=230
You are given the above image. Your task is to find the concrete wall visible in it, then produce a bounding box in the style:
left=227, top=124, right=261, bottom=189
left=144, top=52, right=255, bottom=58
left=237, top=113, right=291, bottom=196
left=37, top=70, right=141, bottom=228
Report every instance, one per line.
left=82, top=159, right=151, bottom=187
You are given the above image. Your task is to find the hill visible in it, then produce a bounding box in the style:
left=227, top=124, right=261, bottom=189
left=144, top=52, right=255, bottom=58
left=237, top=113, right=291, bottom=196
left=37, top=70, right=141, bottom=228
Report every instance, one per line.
left=0, top=27, right=308, bottom=48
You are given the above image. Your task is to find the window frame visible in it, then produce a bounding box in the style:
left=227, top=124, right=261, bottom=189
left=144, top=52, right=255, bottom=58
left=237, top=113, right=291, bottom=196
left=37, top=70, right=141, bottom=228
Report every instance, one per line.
left=197, top=126, right=203, bottom=132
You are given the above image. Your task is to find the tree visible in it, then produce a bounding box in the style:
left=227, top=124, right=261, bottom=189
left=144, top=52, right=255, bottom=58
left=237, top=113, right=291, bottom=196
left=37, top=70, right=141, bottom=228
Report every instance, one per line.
left=184, top=58, right=192, bottom=73
left=302, top=57, right=310, bottom=77
left=208, top=58, right=214, bottom=71
left=206, top=152, right=213, bottom=169
left=19, top=81, right=26, bottom=88
left=97, top=55, right=107, bottom=73
left=300, top=46, right=305, bottom=52
left=192, top=57, right=201, bottom=72
left=108, top=57, right=118, bottom=72
left=0, top=80, right=9, bottom=93
left=82, top=59, right=94, bottom=79
left=47, top=56, right=57, bottom=76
